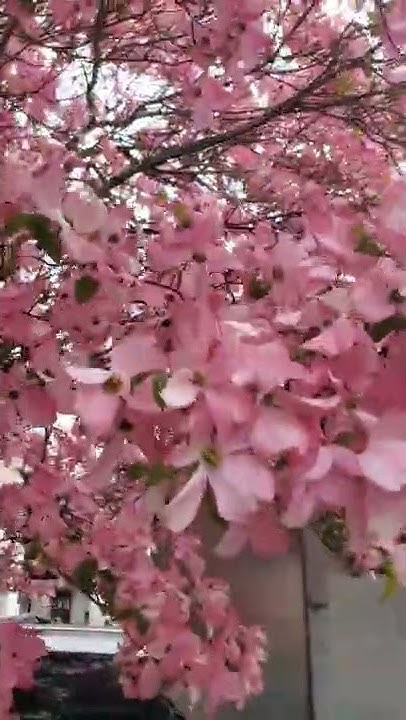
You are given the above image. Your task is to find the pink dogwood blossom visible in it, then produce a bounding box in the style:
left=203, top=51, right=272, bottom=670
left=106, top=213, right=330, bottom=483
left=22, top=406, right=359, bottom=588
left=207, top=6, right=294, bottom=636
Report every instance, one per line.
left=0, top=0, right=405, bottom=715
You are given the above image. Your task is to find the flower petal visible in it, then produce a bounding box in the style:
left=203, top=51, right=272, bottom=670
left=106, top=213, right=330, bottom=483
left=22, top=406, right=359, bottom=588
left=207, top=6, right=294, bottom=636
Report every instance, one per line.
left=65, top=365, right=111, bottom=384
left=215, top=524, right=248, bottom=558
left=137, top=661, right=161, bottom=700
left=359, top=440, right=406, bottom=491
left=209, top=470, right=257, bottom=522
left=160, top=368, right=199, bottom=409
left=303, top=446, right=332, bottom=481
left=164, top=467, right=206, bottom=532
left=75, top=386, right=119, bottom=438
left=251, top=407, right=308, bottom=457
left=111, top=333, right=166, bottom=379
left=220, top=453, right=274, bottom=502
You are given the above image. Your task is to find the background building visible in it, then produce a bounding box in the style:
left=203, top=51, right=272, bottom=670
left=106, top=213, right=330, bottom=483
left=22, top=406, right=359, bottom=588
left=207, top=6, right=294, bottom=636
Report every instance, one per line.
left=0, top=588, right=107, bottom=626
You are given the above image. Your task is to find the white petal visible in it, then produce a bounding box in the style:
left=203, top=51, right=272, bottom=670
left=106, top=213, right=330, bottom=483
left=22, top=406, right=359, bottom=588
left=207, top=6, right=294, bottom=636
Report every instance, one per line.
left=303, top=447, right=332, bottom=481
left=209, top=471, right=257, bottom=522
left=65, top=365, right=110, bottom=384
left=221, top=453, right=274, bottom=501
left=251, top=408, right=308, bottom=456
left=160, top=369, right=199, bottom=409
left=164, top=467, right=206, bottom=532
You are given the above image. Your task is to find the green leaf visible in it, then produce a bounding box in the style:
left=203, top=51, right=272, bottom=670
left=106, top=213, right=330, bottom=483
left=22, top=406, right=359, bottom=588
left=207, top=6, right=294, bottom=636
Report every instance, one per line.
left=189, top=603, right=209, bottom=640
left=127, top=461, right=174, bottom=485
left=127, top=462, right=148, bottom=480
left=24, top=537, right=42, bottom=561
left=36, top=233, right=62, bottom=263
left=290, top=348, right=316, bottom=364
left=74, top=275, right=100, bottom=304
left=173, top=202, right=193, bottom=229
left=18, top=0, right=35, bottom=10
left=262, top=392, right=275, bottom=407
left=114, top=607, right=150, bottom=635
left=147, top=461, right=175, bottom=486
left=334, top=432, right=355, bottom=448
left=201, top=446, right=221, bottom=468
left=0, top=244, right=17, bottom=279
left=5, top=212, right=43, bottom=237
left=248, top=275, right=271, bottom=300
left=72, top=558, right=98, bottom=595
left=102, top=374, right=123, bottom=394
left=192, top=252, right=207, bottom=263
left=134, top=609, right=150, bottom=635
left=389, top=289, right=405, bottom=305
left=152, top=372, right=168, bottom=409
left=368, top=314, right=406, bottom=343
left=151, top=545, right=171, bottom=571
left=354, top=236, right=384, bottom=257
left=5, top=212, right=61, bottom=263
left=97, top=568, right=116, bottom=584
left=130, top=371, right=151, bottom=391
left=381, top=563, right=399, bottom=602
left=97, top=569, right=117, bottom=608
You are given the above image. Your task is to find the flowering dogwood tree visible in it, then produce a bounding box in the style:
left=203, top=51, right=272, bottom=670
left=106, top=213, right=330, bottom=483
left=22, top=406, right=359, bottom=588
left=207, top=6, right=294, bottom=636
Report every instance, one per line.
left=0, top=0, right=405, bottom=716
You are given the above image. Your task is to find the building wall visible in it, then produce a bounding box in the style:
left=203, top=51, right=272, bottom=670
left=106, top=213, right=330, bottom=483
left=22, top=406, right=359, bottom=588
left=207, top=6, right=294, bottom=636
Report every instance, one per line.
left=70, top=590, right=105, bottom=627
left=0, top=591, right=20, bottom=616
left=0, top=589, right=106, bottom=627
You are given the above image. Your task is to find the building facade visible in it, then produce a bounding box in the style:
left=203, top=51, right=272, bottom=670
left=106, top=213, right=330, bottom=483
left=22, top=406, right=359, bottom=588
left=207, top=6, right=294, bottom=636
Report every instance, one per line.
left=0, top=588, right=107, bottom=627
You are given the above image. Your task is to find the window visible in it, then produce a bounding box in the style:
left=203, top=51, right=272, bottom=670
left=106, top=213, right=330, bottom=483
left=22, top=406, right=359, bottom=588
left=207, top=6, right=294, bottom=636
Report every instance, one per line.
left=50, top=590, right=71, bottom=624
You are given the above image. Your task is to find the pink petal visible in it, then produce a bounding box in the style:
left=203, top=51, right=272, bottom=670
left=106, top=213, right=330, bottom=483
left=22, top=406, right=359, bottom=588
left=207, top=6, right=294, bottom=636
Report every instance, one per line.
left=220, top=453, right=274, bottom=502
left=215, top=524, right=248, bottom=558
left=296, top=394, right=341, bottom=410
left=332, top=446, right=361, bottom=475
left=351, top=279, right=394, bottom=323
left=65, top=365, right=111, bottom=384
left=75, top=386, right=119, bottom=438
left=111, top=333, right=166, bottom=379
left=274, top=309, right=302, bottom=327
left=366, top=486, right=406, bottom=544
left=205, top=386, right=254, bottom=437
left=393, top=545, right=406, bottom=586
left=230, top=145, right=258, bottom=169
left=18, top=386, right=56, bottom=427
left=303, top=446, right=333, bottom=481
left=208, top=669, right=243, bottom=708
left=137, top=661, right=161, bottom=700
left=160, top=368, right=199, bottom=409
left=302, top=317, right=358, bottom=357
left=281, top=486, right=316, bottom=528
left=164, top=467, right=206, bottom=532
left=251, top=407, right=308, bottom=457
left=233, top=340, right=306, bottom=390
left=359, top=440, right=406, bottom=491
left=167, top=442, right=200, bottom=469
left=248, top=507, right=290, bottom=557
left=63, top=191, right=107, bottom=234
left=209, top=471, right=257, bottom=522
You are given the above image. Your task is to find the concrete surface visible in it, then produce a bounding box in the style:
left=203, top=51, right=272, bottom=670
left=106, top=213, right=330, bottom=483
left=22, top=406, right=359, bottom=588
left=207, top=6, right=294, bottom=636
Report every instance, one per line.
left=309, top=548, right=406, bottom=720
left=189, top=523, right=406, bottom=720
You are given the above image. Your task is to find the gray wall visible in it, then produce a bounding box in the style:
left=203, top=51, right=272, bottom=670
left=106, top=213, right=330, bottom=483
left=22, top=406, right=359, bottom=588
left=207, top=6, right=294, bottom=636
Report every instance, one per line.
left=309, top=546, right=406, bottom=720
left=186, top=521, right=406, bottom=720
left=186, top=521, right=309, bottom=719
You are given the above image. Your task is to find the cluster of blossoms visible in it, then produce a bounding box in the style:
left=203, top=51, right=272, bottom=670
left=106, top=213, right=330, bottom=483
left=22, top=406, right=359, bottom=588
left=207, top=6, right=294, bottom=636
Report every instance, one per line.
left=0, top=0, right=405, bottom=716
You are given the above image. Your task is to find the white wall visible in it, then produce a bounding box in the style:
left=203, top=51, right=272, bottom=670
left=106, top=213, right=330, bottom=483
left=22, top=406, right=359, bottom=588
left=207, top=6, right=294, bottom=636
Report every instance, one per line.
left=0, top=590, right=106, bottom=627
left=70, top=590, right=90, bottom=625
left=309, top=541, right=406, bottom=720
left=0, top=591, right=19, bottom=616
